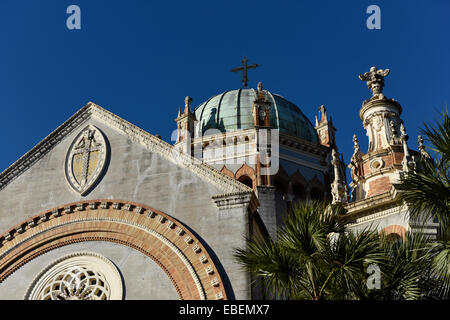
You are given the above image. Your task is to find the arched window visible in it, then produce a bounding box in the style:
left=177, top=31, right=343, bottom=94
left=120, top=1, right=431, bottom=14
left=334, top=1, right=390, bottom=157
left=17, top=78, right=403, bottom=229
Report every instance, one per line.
left=273, top=176, right=288, bottom=195
left=291, top=182, right=305, bottom=202
left=310, top=188, right=323, bottom=201
left=385, top=233, right=401, bottom=242
left=238, top=175, right=253, bottom=189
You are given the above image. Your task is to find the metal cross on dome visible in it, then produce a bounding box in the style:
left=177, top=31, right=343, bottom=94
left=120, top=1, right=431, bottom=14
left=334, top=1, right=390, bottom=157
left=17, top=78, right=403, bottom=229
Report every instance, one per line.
left=230, top=57, right=260, bottom=88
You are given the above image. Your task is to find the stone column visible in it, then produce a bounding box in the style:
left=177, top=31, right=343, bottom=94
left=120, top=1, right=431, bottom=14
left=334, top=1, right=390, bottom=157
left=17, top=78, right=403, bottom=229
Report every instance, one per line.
left=256, top=185, right=277, bottom=239
left=211, top=191, right=258, bottom=300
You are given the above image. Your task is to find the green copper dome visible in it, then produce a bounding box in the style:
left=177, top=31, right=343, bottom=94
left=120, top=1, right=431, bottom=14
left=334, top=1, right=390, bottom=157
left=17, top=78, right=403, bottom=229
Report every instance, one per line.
left=194, top=88, right=318, bottom=143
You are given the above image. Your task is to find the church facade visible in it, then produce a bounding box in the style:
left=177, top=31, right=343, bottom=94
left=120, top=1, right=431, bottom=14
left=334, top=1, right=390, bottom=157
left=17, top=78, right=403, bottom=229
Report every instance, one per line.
left=0, top=66, right=436, bottom=300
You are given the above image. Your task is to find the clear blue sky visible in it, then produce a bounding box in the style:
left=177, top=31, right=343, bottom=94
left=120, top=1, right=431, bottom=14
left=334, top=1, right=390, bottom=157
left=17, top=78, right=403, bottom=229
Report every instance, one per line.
left=0, top=0, right=448, bottom=176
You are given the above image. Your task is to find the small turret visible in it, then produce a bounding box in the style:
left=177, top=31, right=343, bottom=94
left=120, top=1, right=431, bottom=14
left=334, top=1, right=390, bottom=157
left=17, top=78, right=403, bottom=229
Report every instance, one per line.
left=175, top=96, right=197, bottom=154
left=252, top=82, right=271, bottom=127
left=331, top=149, right=348, bottom=204
left=315, top=105, right=336, bottom=149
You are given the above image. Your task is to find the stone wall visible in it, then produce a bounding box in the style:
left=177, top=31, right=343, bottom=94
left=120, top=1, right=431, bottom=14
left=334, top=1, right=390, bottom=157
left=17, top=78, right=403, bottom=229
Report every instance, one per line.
left=0, top=241, right=179, bottom=300
left=0, top=114, right=253, bottom=299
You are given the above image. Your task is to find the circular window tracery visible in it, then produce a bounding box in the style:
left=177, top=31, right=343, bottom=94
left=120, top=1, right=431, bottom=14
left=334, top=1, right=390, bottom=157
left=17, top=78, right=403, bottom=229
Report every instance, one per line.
left=25, top=252, right=123, bottom=300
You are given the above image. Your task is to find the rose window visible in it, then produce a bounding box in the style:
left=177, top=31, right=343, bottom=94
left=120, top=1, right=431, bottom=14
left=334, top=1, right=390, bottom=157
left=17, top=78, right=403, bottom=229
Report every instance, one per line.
left=25, top=252, right=123, bottom=300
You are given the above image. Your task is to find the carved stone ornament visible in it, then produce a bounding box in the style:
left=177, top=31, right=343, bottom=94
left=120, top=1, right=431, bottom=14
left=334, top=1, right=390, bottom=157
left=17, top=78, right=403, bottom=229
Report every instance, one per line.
left=359, top=66, right=390, bottom=98
left=369, top=158, right=384, bottom=171
left=65, top=125, right=109, bottom=195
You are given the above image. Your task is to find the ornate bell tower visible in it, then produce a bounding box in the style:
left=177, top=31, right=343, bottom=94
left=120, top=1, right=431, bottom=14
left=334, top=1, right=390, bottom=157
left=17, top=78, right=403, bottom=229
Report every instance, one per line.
left=343, top=66, right=438, bottom=239
left=348, top=66, right=415, bottom=201
left=358, top=67, right=403, bottom=153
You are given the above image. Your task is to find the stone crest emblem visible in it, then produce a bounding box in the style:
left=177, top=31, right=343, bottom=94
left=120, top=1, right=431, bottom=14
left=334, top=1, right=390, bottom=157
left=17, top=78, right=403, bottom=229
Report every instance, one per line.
left=65, top=125, right=108, bottom=195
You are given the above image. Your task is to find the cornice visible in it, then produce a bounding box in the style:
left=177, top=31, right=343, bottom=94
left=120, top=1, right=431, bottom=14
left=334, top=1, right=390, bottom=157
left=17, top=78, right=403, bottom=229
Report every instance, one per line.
left=0, top=102, right=254, bottom=197
left=344, top=187, right=399, bottom=218
left=212, top=191, right=259, bottom=212
left=279, top=132, right=328, bottom=157
left=345, top=201, right=405, bottom=228
left=279, top=154, right=328, bottom=172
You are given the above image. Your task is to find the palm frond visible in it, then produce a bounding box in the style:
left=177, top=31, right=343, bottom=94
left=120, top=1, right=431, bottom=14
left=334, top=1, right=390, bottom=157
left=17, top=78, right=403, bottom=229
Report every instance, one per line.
left=234, top=201, right=384, bottom=300
left=421, top=109, right=450, bottom=162
left=322, top=229, right=382, bottom=299
left=378, top=232, right=434, bottom=300
left=430, top=240, right=450, bottom=298
left=396, top=109, right=450, bottom=229
left=396, top=159, right=450, bottom=223
left=234, top=236, right=303, bottom=299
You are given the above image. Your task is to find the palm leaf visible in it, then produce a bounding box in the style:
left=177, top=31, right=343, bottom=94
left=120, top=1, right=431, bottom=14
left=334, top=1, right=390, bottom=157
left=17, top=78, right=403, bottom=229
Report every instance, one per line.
left=396, top=109, right=450, bottom=229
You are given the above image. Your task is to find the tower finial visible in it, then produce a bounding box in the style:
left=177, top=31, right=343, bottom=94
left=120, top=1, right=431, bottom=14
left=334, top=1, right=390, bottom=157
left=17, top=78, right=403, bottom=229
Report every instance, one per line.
left=331, top=149, right=348, bottom=204
left=390, top=120, right=397, bottom=136
left=359, top=66, right=390, bottom=97
left=418, top=135, right=431, bottom=158
left=352, top=134, right=360, bottom=153
left=184, top=96, right=192, bottom=113
left=399, top=122, right=414, bottom=172
left=318, top=105, right=327, bottom=123
left=400, top=122, right=407, bottom=139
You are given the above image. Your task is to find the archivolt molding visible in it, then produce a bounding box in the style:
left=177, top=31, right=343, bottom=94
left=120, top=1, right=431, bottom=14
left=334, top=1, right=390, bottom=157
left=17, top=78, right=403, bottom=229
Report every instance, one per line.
left=5, top=218, right=205, bottom=300
left=0, top=200, right=227, bottom=300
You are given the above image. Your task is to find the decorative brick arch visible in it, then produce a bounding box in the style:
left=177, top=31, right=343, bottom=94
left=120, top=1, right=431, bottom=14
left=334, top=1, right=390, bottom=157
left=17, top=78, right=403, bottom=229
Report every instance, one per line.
left=308, top=175, right=325, bottom=201
left=220, top=166, right=235, bottom=179
left=273, top=165, right=289, bottom=194
left=308, top=175, right=324, bottom=190
left=288, top=170, right=308, bottom=197
left=381, top=225, right=407, bottom=239
left=0, top=200, right=227, bottom=300
left=235, top=163, right=256, bottom=189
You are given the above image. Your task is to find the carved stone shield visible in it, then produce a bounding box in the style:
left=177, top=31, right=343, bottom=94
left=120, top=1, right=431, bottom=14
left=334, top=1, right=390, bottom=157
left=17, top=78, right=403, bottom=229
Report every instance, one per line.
left=65, top=125, right=108, bottom=195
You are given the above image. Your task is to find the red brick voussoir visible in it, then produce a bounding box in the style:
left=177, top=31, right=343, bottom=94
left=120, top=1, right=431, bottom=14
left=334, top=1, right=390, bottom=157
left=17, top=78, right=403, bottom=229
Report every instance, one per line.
left=0, top=199, right=227, bottom=300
